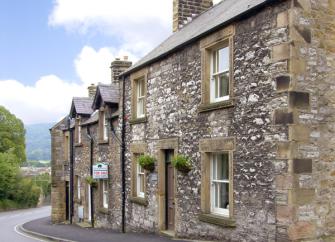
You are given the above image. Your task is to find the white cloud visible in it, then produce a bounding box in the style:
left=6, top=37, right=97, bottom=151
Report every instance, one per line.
left=0, top=45, right=134, bottom=124
left=0, top=76, right=86, bottom=124
left=49, top=0, right=173, bottom=57
left=74, top=46, right=137, bottom=86
left=1, top=0, right=223, bottom=125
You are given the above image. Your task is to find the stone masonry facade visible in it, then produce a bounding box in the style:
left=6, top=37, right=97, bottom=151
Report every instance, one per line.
left=51, top=0, right=335, bottom=241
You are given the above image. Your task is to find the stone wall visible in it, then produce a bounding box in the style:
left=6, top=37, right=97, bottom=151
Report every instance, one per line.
left=73, top=109, right=122, bottom=230
left=123, top=1, right=291, bottom=240
left=50, top=117, right=68, bottom=223
left=272, top=0, right=335, bottom=240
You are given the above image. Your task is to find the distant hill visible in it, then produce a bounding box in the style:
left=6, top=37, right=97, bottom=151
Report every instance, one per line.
left=25, top=123, right=54, bottom=162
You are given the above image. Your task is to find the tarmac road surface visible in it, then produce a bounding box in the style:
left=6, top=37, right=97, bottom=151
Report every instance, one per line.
left=0, top=206, right=50, bottom=242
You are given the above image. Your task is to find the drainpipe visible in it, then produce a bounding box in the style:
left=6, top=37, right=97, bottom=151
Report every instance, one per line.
left=87, top=126, right=95, bottom=228
left=68, top=117, right=74, bottom=224
left=121, top=75, right=126, bottom=233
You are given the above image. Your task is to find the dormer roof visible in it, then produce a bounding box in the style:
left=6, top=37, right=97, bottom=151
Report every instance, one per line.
left=92, top=84, right=119, bottom=110
left=69, top=97, right=94, bottom=118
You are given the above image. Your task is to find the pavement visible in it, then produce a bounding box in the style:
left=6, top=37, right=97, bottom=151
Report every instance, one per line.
left=21, top=216, right=189, bottom=242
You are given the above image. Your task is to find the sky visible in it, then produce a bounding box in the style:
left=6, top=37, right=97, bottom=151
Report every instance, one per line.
left=0, top=0, right=221, bottom=125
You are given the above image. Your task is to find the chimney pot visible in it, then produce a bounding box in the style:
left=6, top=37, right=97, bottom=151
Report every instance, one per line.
left=88, top=84, right=97, bottom=98
left=173, top=0, right=213, bottom=32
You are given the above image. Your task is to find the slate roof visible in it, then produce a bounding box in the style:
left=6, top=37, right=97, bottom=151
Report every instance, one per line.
left=92, top=84, right=119, bottom=109
left=122, top=0, right=270, bottom=75
left=50, top=115, right=69, bottom=131
left=82, top=110, right=99, bottom=126
left=70, top=97, right=93, bottom=117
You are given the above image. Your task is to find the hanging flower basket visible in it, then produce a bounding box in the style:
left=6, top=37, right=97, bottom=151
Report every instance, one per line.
left=172, top=155, right=192, bottom=173
left=85, top=176, right=98, bottom=188
left=138, top=155, right=156, bottom=172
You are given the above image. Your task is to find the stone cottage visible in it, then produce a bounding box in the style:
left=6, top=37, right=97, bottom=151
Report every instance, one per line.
left=51, top=0, right=335, bottom=241
left=51, top=58, right=131, bottom=228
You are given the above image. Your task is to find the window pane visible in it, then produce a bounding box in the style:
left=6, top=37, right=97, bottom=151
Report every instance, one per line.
left=137, top=98, right=144, bottom=117
left=212, top=156, right=217, bottom=180
left=214, top=183, right=219, bottom=208
left=212, top=51, right=217, bottom=73
left=219, top=72, right=229, bottom=98
left=217, top=153, right=229, bottom=180
left=215, top=76, right=219, bottom=99
left=137, top=78, right=145, bottom=97
left=219, top=183, right=229, bottom=209
left=218, top=47, right=229, bottom=72
left=140, top=174, right=144, bottom=193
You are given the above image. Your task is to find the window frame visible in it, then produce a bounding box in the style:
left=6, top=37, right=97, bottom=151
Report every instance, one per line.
left=199, top=137, right=235, bottom=222
left=130, top=143, right=148, bottom=204
left=130, top=68, right=148, bottom=122
left=75, top=117, right=82, bottom=144
left=200, top=25, right=235, bottom=112
left=98, top=107, right=109, bottom=143
left=210, top=153, right=230, bottom=216
left=210, top=46, right=230, bottom=103
left=136, top=162, right=145, bottom=198
left=77, top=176, right=81, bottom=199
left=102, top=179, right=108, bottom=209
left=136, top=77, right=145, bottom=119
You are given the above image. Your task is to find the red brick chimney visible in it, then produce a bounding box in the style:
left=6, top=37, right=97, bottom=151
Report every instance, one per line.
left=173, top=0, right=213, bottom=32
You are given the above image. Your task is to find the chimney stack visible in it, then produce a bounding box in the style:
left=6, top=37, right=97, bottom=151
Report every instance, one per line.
left=88, top=83, right=97, bottom=98
left=110, top=56, right=132, bottom=85
left=173, top=0, right=213, bottom=32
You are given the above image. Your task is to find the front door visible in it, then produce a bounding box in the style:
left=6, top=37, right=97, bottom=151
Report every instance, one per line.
left=165, top=150, right=175, bottom=231
left=65, top=181, right=70, bottom=220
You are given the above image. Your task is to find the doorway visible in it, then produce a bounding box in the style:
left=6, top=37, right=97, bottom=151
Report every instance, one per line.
left=165, top=149, right=175, bottom=231
left=65, top=181, right=70, bottom=220
left=87, top=185, right=91, bottom=221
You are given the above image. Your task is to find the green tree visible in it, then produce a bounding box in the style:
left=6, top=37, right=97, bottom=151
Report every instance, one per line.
left=0, top=106, right=41, bottom=210
left=0, top=106, right=26, bottom=163
left=0, top=152, right=20, bottom=200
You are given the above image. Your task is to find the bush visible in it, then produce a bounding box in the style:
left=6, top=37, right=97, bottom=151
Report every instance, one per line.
left=171, top=155, right=192, bottom=173
left=138, top=155, right=155, bottom=171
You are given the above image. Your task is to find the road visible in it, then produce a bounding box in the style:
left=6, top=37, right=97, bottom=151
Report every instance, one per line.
left=0, top=206, right=50, bottom=242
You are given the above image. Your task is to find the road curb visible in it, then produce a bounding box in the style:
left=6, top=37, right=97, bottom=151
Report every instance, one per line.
left=18, top=223, right=76, bottom=242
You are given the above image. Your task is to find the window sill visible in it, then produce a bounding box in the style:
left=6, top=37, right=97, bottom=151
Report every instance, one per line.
left=74, top=143, right=83, bottom=147
left=199, top=213, right=236, bottom=228
left=130, top=196, right=148, bottom=206
left=97, top=207, right=109, bottom=215
left=98, top=140, right=109, bottom=145
left=198, top=100, right=234, bottom=113
left=129, top=117, right=147, bottom=125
